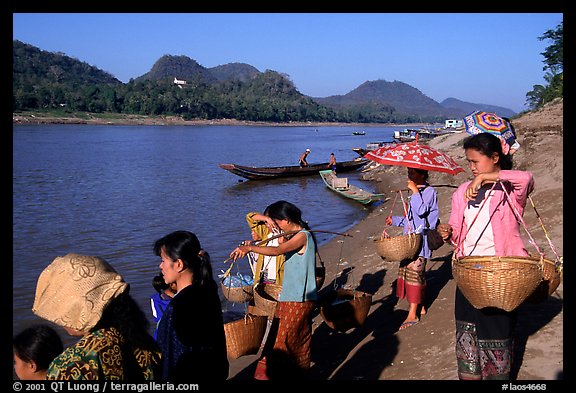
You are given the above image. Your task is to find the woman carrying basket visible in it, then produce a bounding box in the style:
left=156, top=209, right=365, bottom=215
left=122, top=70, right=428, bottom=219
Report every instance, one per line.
left=231, top=200, right=318, bottom=380
left=437, top=132, right=534, bottom=380
left=386, top=167, right=439, bottom=330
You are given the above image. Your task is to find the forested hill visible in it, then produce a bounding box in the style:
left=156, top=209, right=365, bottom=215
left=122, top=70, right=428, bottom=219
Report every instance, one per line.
left=440, top=98, right=516, bottom=118
left=315, top=80, right=465, bottom=118
left=12, top=40, right=515, bottom=123
left=13, top=40, right=122, bottom=86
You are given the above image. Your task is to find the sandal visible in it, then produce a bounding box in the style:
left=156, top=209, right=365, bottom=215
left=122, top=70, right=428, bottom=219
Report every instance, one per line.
left=399, top=320, right=419, bottom=330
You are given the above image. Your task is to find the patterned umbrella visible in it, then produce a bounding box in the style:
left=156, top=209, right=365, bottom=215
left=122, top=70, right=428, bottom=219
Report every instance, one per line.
left=363, top=141, right=464, bottom=175
left=463, top=111, right=517, bottom=147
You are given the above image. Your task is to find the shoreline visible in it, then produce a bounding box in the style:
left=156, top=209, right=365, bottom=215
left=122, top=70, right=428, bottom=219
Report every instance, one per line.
left=228, top=101, right=563, bottom=380
left=12, top=112, right=437, bottom=128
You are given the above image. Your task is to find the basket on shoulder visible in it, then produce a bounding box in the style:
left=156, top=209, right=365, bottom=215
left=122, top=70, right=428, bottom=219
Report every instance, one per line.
left=452, top=191, right=562, bottom=312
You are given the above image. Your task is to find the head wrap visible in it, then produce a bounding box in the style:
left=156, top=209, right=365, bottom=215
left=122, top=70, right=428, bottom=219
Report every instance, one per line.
left=32, top=253, right=128, bottom=332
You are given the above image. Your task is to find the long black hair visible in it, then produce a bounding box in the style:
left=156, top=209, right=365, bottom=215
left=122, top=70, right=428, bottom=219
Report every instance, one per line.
left=463, top=132, right=513, bottom=170
left=265, top=200, right=318, bottom=250
left=153, top=230, right=215, bottom=288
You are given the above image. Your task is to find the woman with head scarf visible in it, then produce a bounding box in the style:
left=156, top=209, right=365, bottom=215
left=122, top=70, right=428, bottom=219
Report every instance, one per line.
left=32, top=253, right=162, bottom=380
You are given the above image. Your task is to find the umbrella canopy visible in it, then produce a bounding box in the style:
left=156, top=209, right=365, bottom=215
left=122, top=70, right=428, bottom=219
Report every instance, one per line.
left=463, top=111, right=517, bottom=147
left=363, top=141, right=464, bottom=175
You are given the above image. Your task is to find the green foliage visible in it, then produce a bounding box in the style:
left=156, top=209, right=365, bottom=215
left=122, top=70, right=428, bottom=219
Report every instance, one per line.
left=526, top=21, right=563, bottom=109
left=12, top=39, right=481, bottom=123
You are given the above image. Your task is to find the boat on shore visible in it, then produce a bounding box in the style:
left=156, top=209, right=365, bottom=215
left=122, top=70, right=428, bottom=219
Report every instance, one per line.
left=219, top=159, right=368, bottom=180
left=393, top=128, right=451, bottom=143
left=352, top=141, right=396, bottom=157
left=319, top=170, right=386, bottom=205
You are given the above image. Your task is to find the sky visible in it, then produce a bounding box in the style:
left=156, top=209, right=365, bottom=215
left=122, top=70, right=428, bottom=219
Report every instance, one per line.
left=12, top=13, right=563, bottom=114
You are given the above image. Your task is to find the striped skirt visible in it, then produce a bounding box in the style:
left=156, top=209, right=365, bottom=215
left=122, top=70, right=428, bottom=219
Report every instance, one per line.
left=396, top=256, right=427, bottom=304
left=254, top=300, right=315, bottom=380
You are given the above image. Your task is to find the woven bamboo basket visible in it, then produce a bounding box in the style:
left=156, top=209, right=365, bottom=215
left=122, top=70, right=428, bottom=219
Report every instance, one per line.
left=374, top=233, right=422, bottom=261
left=253, top=283, right=282, bottom=317
left=319, top=288, right=372, bottom=332
left=221, top=280, right=254, bottom=303
left=526, top=257, right=563, bottom=303
left=224, top=314, right=267, bottom=359
left=452, top=255, right=544, bottom=312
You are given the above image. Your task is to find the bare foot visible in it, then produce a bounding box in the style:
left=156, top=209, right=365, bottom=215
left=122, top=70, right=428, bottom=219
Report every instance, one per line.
left=420, top=306, right=426, bottom=317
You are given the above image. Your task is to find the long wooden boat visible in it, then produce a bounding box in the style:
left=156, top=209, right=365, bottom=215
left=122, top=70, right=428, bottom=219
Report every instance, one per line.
left=319, top=170, right=386, bottom=205
left=219, top=159, right=367, bottom=180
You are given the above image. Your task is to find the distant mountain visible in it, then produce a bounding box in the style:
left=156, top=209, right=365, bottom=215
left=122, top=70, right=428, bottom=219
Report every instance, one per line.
left=13, top=40, right=121, bottom=86
left=314, top=80, right=462, bottom=118
left=135, top=54, right=216, bottom=84
left=135, top=56, right=261, bottom=85
left=440, top=97, right=516, bottom=118
left=13, top=39, right=519, bottom=123
left=208, top=63, right=260, bottom=83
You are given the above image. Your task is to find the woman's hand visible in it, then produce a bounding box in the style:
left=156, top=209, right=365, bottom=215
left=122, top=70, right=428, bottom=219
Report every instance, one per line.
left=407, top=180, right=419, bottom=195
left=230, top=245, right=251, bottom=261
left=465, top=176, right=484, bottom=201
left=436, top=223, right=453, bottom=241
left=385, top=216, right=393, bottom=226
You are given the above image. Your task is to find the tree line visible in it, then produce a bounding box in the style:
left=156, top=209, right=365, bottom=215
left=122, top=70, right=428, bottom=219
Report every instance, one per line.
left=525, top=21, right=563, bottom=110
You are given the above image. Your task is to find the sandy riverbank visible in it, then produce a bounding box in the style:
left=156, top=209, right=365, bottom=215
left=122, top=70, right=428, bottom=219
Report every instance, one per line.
left=226, top=99, right=564, bottom=381
left=12, top=111, right=435, bottom=128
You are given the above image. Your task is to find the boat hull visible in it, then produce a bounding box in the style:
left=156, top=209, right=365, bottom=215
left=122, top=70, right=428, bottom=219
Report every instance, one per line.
left=219, top=160, right=368, bottom=180
left=319, top=170, right=385, bottom=205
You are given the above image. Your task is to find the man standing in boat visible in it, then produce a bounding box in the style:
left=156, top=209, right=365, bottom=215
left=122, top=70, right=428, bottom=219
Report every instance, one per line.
left=329, top=152, right=337, bottom=173
left=299, top=149, right=311, bottom=167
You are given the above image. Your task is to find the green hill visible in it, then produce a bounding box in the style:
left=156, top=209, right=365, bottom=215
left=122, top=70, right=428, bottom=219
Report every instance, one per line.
left=13, top=40, right=516, bottom=123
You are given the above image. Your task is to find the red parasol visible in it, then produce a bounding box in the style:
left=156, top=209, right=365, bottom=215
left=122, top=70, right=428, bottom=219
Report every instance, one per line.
left=363, top=141, right=464, bottom=175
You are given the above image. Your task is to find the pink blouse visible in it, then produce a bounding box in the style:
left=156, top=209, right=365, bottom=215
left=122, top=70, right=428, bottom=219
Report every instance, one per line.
left=448, top=170, right=534, bottom=258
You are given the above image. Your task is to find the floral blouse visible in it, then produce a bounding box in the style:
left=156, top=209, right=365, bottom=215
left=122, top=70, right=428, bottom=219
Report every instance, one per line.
left=46, top=327, right=162, bottom=380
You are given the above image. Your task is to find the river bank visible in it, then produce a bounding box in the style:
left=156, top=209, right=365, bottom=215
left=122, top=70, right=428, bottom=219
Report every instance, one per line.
left=227, top=99, right=564, bottom=381
left=12, top=111, right=436, bottom=128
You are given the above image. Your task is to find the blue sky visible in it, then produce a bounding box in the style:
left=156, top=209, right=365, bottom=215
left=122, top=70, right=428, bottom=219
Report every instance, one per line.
left=13, top=13, right=563, bottom=113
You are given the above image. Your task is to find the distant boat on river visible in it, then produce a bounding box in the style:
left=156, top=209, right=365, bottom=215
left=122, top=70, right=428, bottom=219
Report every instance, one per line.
left=219, top=159, right=367, bottom=180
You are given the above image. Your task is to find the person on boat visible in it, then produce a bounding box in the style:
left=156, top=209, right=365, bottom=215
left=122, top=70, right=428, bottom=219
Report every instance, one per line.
left=13, top=324, right=64, bottom=380
left=231, top=200, right=318, bottom=380
left=150, top=272, right=176, bottom=340
left=154, top=230, right=229, bottom=381
left=436, top=132, right=534, bottom=380
left=385, top=167, right=438, bottom=330
left=329, top=152, right=337, bottom=172
left=299, top=148, right=310, bottom=167
left=32, top=253, right=162, bottom=380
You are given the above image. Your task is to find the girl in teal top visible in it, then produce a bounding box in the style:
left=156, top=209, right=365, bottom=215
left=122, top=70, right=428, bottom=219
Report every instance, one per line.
left=231, top=200, right=318, bottom=379
left=280, top=229, right=317, bottom=302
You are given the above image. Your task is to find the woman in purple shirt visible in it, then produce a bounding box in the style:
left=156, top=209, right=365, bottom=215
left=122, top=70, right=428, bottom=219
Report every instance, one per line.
left=386, top=167, right=439, bottom=330
left=437, top=133, right=534, bottom=380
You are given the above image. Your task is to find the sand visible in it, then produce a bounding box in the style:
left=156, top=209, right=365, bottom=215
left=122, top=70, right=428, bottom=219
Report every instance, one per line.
left=227, top=98, right=564, bottom=381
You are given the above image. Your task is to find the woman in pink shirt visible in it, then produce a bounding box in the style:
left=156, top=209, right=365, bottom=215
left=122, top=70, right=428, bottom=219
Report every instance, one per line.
left=437, top=132, right=534, bottom=380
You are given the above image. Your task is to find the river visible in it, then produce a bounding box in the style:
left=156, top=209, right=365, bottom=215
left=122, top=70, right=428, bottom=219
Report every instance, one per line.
left=13, top=123, right=404, bottom=343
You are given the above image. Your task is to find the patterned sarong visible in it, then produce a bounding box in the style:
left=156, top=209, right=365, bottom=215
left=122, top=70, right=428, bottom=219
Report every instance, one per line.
left=254, top=300, right=315, bottom=380
left=396, top=257, right=426, bottom=304
left=455, top=288, right=515, bottom=380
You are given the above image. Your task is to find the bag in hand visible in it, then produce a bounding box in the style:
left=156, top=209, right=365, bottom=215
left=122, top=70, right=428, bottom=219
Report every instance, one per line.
left=425, top=228, right=444, bottom=251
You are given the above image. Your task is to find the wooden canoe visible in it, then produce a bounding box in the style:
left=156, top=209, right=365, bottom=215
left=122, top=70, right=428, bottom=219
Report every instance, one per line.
left=319, top=170, right=386, bottom=205
left=219, top=159, right=368, bottom=180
